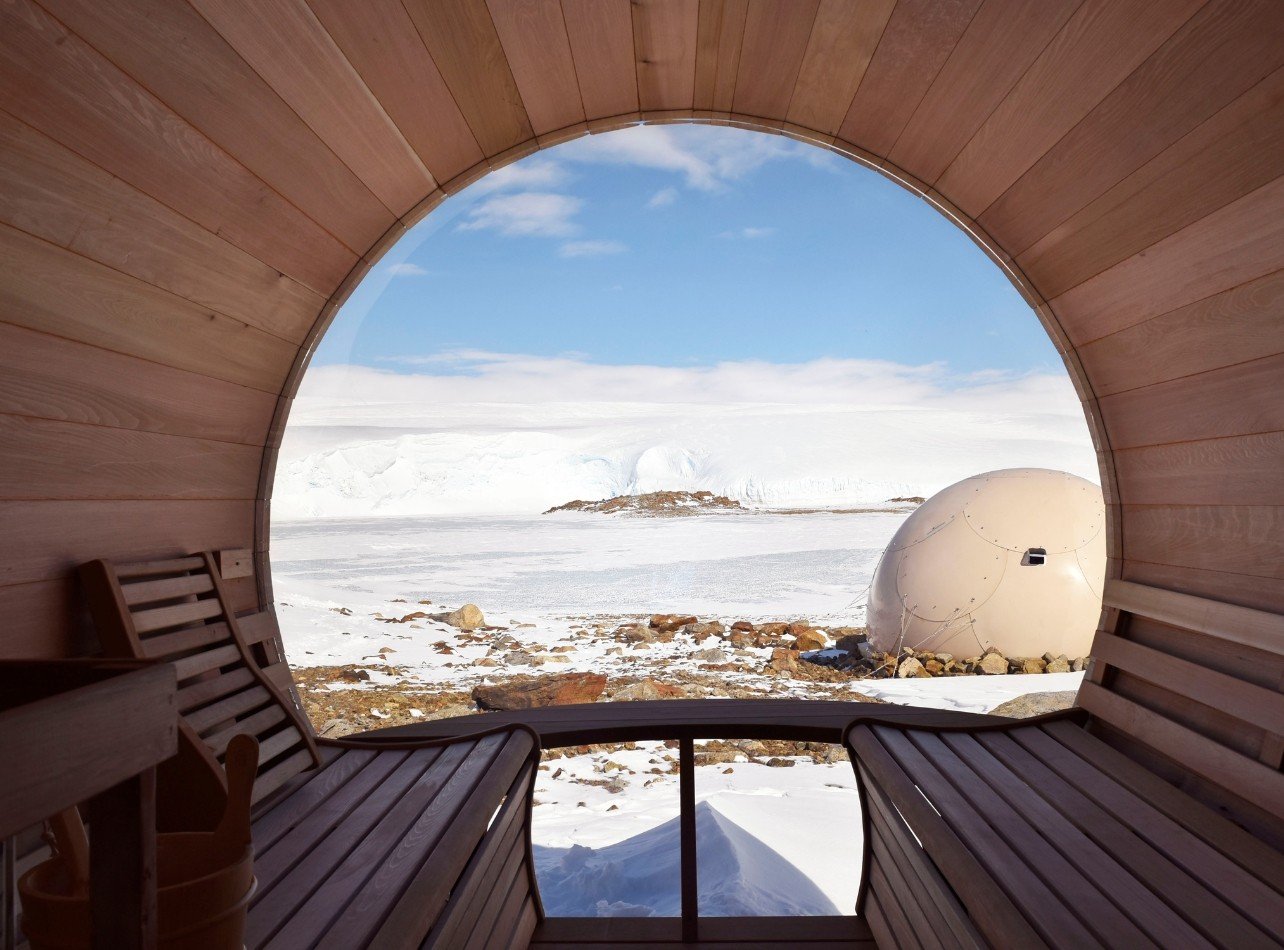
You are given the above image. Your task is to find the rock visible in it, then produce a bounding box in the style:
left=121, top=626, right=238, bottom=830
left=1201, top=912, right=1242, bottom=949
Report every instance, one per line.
left=765, top=647, right=798, bottom=675
left=650, top=614, right=698, bottom=633
left=731, top=620, right=755, bottom=632
left=988, top=691, right=1079, bottom=718
left=978, top=650, right=1009, bottom=675
left=1045, top=654, right=1072, bottom=674
left=897, top=656, right=930, bottom=678
left=692, top=648, right=728, bottom=663
left=472, top=672, right=607, bottom=710
left=727, top=630, right=753, bottom=648
left=339, top=668, right=370, bottom=682
left=786, top=621, right=813, bottom=638
left=765, top=757, right=795, bottom=768
left=681, top=620, right=725, bottom=642
left=1017, top=656, right=1047, bottom=675
left=439, top=604, right=485, bottom=630
left=793, top=629, right=828, bottom=652
left=423, top=703, right=473, bottom=721
left=618, top=624, right=656, bottom=643
left=834, top=632, right=868, bottom=654
left=473, top=657, right=499, bottom=667
left=1072, top=656, right=1089, bottom=672
left=506, top=650, right=545, bottom=666
left=923, top=659, right=944, bottom=675
left=612, top=679, right=687, bottom=702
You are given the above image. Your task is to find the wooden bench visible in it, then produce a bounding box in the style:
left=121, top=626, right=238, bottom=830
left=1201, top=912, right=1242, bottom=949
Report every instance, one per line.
left=81, top=553, right=542, bottom=949
left=845, top=579, right=1284, bottom=949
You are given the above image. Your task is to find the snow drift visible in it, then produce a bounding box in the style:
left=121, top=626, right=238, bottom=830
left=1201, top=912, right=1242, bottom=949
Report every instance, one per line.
left=533, top=801, right=839, bottom=917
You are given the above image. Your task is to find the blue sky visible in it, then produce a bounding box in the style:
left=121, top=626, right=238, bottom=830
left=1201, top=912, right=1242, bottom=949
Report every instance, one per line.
left=315, top=125, right=1061, bottom=376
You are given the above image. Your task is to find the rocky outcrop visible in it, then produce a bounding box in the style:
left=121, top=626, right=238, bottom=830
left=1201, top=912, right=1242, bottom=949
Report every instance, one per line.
left=472, top=672, right=607, bottom=710
left=437, top=604, right=485, bottom=630
left=545, top=490, right=745, bottom=517
left=988, top=691, right=1079, bottom=718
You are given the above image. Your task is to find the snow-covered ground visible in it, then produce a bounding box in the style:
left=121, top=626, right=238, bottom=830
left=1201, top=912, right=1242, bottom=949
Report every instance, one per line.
left=272, top=511, right=1083, bottom=917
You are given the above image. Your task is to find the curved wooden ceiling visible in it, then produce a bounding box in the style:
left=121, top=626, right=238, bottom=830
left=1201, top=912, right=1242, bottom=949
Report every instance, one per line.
left=2, top=0, right=1283, bottom=659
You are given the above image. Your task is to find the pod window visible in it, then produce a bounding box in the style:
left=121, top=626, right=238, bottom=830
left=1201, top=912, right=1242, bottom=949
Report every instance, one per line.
left=1023, top=547, right=1047, bottom=566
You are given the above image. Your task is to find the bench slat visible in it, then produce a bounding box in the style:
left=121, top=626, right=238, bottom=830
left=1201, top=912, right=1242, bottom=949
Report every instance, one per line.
left=114, top=556, right=206, bottom=579
left=139, top=621, right=231, bottom=659
left=131, top=596, right=223, bottom=634
left=177, top=667, right=255, bottom=713
left=252, top=749, right=317, bottom=807
left=188, top=685, right=271, bottom=736
left=463, top=835, right=530, bottom=950
left=1092, top=632, right=1284, bottom=737
left=868, top=818, right=943, bottom=950
left=252, top=748, right=377, bottom=853
left=1104, top=579, right=1284, bottom=656
left=873, top=725, right=1097, bottom=947
left=206, top=705, right=286, bottom=757
left=912, top=730, right=1147, bottom=948
left=248, top=746, right=457, bottom=946
left=239, top=610, right=278, bottom=645
left=256, top=725, right=306, bottom=766
left=172, top=643, right=240, bottom=681
left=1078, top=682, right=1284, bottom=823
left=122, top=571, right=215, bottom=606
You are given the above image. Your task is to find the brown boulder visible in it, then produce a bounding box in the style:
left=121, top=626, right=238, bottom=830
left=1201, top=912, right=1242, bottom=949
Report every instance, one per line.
left=793, top=629, right=828, bottom=652
left=765, top=647, right=798, bottom=675
left=1017, top=656, right=1047, bottom=675
left=682, top=620, right=725, bottom=642
left=787, top=621, right=812, bottom=637
left=433, top=604, right=485, bottom=630
left=1045, top=654, right=1072, bottom=674
left=612, top=679, right=686, bottom=702
left=472, top=672, right=606, bottom=711
left=978, top=650, right=1008, bottom=675
left=897, top=656, right=930, bottom=678
left=731, top=620, right=756, bottom=632
left=650, top=614, right=698, bottom=633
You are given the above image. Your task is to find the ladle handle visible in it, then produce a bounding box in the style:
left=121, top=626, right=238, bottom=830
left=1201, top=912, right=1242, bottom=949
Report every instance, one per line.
left=48, top=807, right=90, bottom=897
left=215, top=734, right=259, bottom=848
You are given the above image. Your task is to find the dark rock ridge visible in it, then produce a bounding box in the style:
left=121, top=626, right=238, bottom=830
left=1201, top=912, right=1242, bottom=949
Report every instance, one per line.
left=545, top=490, right=745, bottom=516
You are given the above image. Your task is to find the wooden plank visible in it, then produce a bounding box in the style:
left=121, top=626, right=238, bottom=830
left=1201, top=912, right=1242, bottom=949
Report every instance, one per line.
left=1122, top=505, right=1284, bottom=580
left=0, top=225, right=296, bottom=395
left=1077, top=266, right=1284, bottom=399
left=256, top=724, right=306, bottom=766
left=111, top=557, right=205, bottom=580
left=239, top=612, right=279, bottom=646
left=88, top=771, right=157, bottom=950
left=187, top=684, right=270, bottom=736
left=1103, top=579, right=1284, bottom=656
left=0, top=323, right=274, bottom=448
left=189, top=0, right=435, bottom=215
left=140, top=623, right=231, bottom=661
left=170, top=643, right=239, bottom=682
left=786, top=0, right=893, bottom=137
left=487, top=0, right=584, bottom=136
left=461, top=841, right=528, bottom=950
left=1078, top=681, right=1284, bottom=822
left=177, top=666, right=255, bottom=713
left=1018, top=64, right=1284, bottom=298
left=0, top=413, right=261, bottom=501
left=692, top=0, right=748, bottom=115
left=866, top=822, right=943, bottom=950
left=0, top=576, right=92, bottom=658
left=936, top=0, right=1203, bottom=219
left=402, top=0, right=533, bottom=157
left=334, top=737, right=535, bottom=947
left=1113, top=432, right=1284, bottom=507
left=251, top=748, right=376, bottom=850
left=888, top=0, right=1081, bottom=185
left=215, top=548, right=253, bottom=580
left=305, top=0, right=484, bottom=183
left=0, top=0, right=356, bottom=295
left=838, top=0, right=984, bottom=158
left=980, top=727, right=1274, bottom=947
left=132, top=599, right=223, bottom=637
left=679, top=737, right=696, bottom=943
left=0, top=112, right=323, bottom=343
left=632, top=0, right=699, bottom=113
left=1053, top=174, right=1284, bottom=346
left=256, top=742, right=477, bottom=945
left=205, top=704, right=285, bottom=756
left=562, top=0, right=638, bottom=120
left=1093, top=634, right=1284, bottom=738
left=252, top=748, right=318, bottom=806
left=731, top=0, right=817, bottom=121
left=122, top=572, right=215, bottom=607
left=1099, top=352, right=1284, bottom=450
left=34, top=0, right=392, bottom=256
left=982, top=0, right=1284, bottom=258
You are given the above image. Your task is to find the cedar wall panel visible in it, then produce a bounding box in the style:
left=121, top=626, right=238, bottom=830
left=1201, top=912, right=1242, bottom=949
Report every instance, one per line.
left=1, top=1, right=1283, bottom=670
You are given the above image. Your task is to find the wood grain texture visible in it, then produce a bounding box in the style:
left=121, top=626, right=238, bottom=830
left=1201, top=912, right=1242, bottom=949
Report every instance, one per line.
left=632, top=0, right=699, bottom=113
left=731, top=0, right=817, bottom=121
left=888, top=0, right=1081, bottom=186
left=1121, top=560, right=1284, bottom=617
left=0, top=0, right=356, bottom=295
left=1099, top=352, right=1284, bottom=449
left=0, top=413, right=261, bottom=501
left=305, top=0, right=485, bottom=185
left=0, top=322, right=277, bottom=445
left=838, top=0, right=983, bottom=158
left=692, top=0, right=747, bottom=114
left=32, top=0, right=392, bottom=254
left=403, top=0, right=534, bottom=157
left=1123, top=505, right=1284, bottom=579
left=1053, top=174, right=1284, bottom=346
left=936, top=0, right=1204, bottom=219
left=562, top=0, right=638, bottom=120
left=1104, top=578, right=1284, bottom=658
left=786, top=0, right=893, bottom=136
left=1113, top=432, right=1284, bottom=507
left=487, top=0, right=585, bottom=135
left=983, top=0, right=1284, bottom=261
left=0, top=224, right=296, bottom=394
left=1078, top=267, right=1284, bottom=398
left=188, top=0, right=435, bottom=215
left=0, top=111, right=322, bottom=343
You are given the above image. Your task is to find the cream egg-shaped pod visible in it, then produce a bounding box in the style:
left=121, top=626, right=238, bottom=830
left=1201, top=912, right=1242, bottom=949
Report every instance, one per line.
left=867, top=469, right=1106, bottom=658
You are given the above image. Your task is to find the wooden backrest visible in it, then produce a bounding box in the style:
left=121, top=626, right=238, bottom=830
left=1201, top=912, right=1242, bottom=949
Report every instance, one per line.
left=80, top=553, right=321, bottom=830
left=1084, top=579, right=1284, bottom=844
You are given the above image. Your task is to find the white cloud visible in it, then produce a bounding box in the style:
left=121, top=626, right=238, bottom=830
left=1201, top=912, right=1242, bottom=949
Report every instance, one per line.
left=559, top=239, right=627, bottom=258
left=719, top=226, right=774, bottom=239
left=385, top=262, right=428, bottom=276
left=458, top=192, right=582, bottom=237
left=647, top=187, right=678, bottom=208
left=472, top=159, right=567, bottom=193
left=555, top=124, right=838, bottom=191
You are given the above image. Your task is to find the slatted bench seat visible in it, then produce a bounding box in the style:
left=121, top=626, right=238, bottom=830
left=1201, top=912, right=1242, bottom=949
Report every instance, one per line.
left=81, top=553, right=543, bottom=949
left=845, top=580, right=1284, bottom=950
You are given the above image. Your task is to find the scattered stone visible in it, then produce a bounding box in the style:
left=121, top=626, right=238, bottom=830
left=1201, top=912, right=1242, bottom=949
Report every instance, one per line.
left=978, top=650, right=1009, bottom=675
left=765, top=647, right=798, bottom=675
left=682, top=620, right=725, bottom=643
left=1016, top=656, right=1047, bottom=675
left=731, top=620, right=755, bottom=633
left=472, top=672, right=607, bottom=710
left=897, top=656, right=930, bottom=678
left=339, top=668, right=371, bottom=682
left=612, top=679, right=687, bottom=702
left=989, top=691, right=1079, bottom=718
left=765, top=757, right=795, bottom=768
left=546, top=490, right=745, bottom=516
left=329, top=606, right=352, bottom=616
left=1072, top=656, right=1089, bottom=672
left=793, top=629, right=828, bottom=652
left=437, top=604, right=485, bottom=630
left=1045, top=654, right=1072, bottom=674
left=649, top=614, right=698, bottom=634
